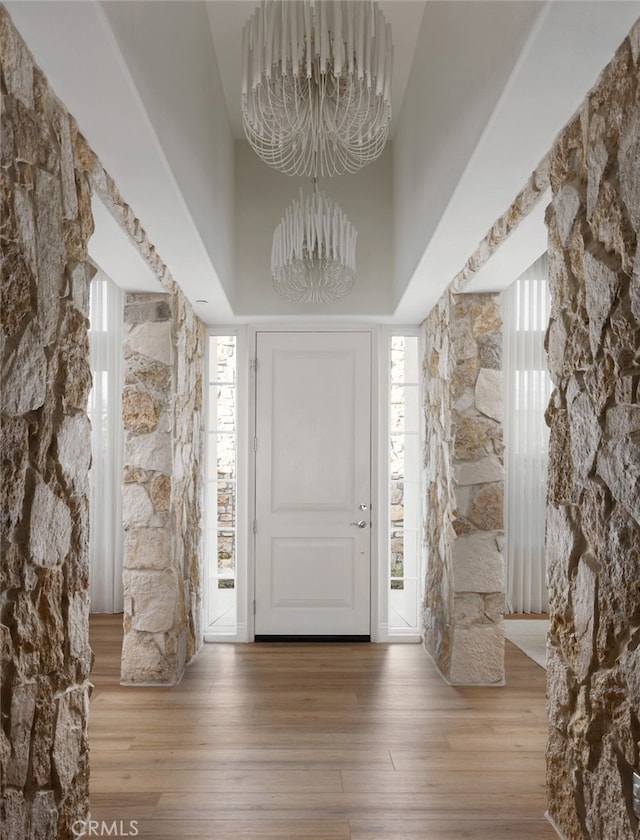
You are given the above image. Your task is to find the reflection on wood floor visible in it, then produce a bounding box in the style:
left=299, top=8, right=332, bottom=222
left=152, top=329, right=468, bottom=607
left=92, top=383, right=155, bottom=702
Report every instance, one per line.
left=89, top=614, right=555, bottom=839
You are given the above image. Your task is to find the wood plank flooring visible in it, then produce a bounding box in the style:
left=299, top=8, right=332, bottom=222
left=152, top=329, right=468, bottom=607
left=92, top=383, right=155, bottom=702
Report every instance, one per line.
left=89, top=615, right=556, bottom=839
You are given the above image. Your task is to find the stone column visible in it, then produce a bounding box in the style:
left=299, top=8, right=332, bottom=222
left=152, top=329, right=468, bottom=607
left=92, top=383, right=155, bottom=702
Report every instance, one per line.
left=121, top=290, right=204, bottom=685
left=422, top=291, right=505, bottom=685
left=1, top=9, right=94, bottom=835
left=545, top=21, right=640, bottom=839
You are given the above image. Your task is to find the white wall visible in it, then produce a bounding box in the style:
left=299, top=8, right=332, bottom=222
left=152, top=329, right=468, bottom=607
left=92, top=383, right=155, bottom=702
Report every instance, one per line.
left=392, top=0, right=543, bottom=307
left=233, top=141, right=394, bottom=320
left=101, top=0, right=235, bottom=301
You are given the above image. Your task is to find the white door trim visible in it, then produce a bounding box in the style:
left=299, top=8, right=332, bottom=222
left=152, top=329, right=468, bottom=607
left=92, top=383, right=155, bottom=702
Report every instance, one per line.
left=205, top=323, right=426, bottom=644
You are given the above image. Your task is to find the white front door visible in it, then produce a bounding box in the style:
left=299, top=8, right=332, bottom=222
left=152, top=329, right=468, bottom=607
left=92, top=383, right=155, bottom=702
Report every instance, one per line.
left=254, top=331, right=372, bottom=638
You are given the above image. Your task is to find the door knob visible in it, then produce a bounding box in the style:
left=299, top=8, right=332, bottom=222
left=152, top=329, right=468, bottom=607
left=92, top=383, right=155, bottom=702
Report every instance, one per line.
left=350, top=520, right=368, bottom=529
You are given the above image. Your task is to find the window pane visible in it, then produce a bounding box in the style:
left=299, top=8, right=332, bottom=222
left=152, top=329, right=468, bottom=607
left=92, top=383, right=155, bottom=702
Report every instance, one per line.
left=403, top=385, right=419, bottom=433
left=389, top=334, right=421, bottom=632
left=403, top=337, right=419, bottom=382
left=206, top=335, right=237, bottom=633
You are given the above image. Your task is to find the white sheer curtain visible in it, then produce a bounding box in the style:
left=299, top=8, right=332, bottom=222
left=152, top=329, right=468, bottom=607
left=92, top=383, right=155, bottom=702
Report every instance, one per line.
left=502, top=253, right=551, bottom=614
left=88, top=270, right=124, bottom=613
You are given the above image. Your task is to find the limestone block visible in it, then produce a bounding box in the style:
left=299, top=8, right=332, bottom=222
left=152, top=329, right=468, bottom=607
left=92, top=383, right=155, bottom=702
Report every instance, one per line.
left=121, top=484, right=161, bottom=528
left=125, top=353, right=171, bottom=400
left=546, top=729, right=584, bottom=840
left=484, top=592, right=505, bottom=621
left=596, top=505, right=640, bottom=663
left=449, top=623, right=505, bottom=684
left=6, top=683, right=37, bottom=786
left=123, top=465, right=152, bottom=484
left=451, top=356, right=479, bottom=397
left=125, top=320, right=172, bottom=366
left=122, top=385, right=161, bottom=434
left=0, top=243, right=32, bottom=339
left=30, top=475, right=72, bottom=567
left=124, top=428, right=172, bottom=474
left=475, top=368, right=502, bottom=422
left=52, top=688, right=86, bottom=791
left=29, top=791, right=58, bottom=840
left=546, top=407, right=575, bottom=506
left=51, top=104, right=78, bottom=221
left=478, top=333, right=502, bottom=370
left=34, top=169, right=65, bottom=346
left=2, top=320, right=47, bottom=415
left=545, top=643, right=574, bottom=732
left=470, top=484, right=504, bottom=531
left=470, top=296, right=501, bottom=337
left=583, top=252, right=620, bottom=357
left=586, top=113, right=609, bottom=221
left=124, top=527, right=171, bottom=570
left=453, top=592, right=485, bottom=626
left=583, top=735, right=636, bottom=840
left=150, top=473, right=171, bottom=512
left=454, top=415, right=500, bottom=461
left=452, top=531, right=503, bottom=593
left=67, top=262, right=92, bottom=319
left=454, top=455, right=503, bottom=486
left=596, top=405, right=640, bottom=526
left=124, top=297, right=171, bottom=325
left=553, top=183, right=582, bottom=247
left=55, top=412, right=91, bottom=491
left=545, top=314, right=568, bottom=388
left=568, top=558, right=597, bottom=683
left=120, top=629, right=174, bottom=685
left=68, top=591, right=90, bottom=664
left=450, top=318, right=476, bottom=362
left=0, top=789, right=28, bottom=840
left=546, top=505, right=582, bottom=612
left=125, top=569, right=177, bottom=633
left=0, top=416, right=29, bottom=538
left=590, top=179, right=633, bottom=273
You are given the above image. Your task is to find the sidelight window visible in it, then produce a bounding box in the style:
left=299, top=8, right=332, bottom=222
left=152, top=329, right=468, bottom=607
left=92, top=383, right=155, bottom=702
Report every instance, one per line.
left=205, top=335, right=237, bottom=631
left=388, top=334, right=422, bottom=633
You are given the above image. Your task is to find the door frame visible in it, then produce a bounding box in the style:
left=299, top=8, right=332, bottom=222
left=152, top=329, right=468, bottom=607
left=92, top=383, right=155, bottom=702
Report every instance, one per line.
left=204, top=322, right=423, bottom=644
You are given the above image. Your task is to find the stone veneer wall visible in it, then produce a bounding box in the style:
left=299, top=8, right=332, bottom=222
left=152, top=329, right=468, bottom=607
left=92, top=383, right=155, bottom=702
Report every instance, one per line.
left=545, top=21, right=640, bottom=840
left=121, top=289, right=204, bottom=685
left=0, top=9, right=95, bottom=836
left=1, top=6, right=207, bottom=834
left=422, top=291, right=505, bottom=684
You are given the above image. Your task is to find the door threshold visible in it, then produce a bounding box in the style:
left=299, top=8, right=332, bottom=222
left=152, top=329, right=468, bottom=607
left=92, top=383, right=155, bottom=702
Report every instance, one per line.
left=255, top=635, right=371, bottom=643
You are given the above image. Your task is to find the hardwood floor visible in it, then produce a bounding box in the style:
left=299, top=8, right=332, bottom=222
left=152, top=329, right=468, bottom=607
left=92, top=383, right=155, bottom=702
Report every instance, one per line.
left=89, top=615, right=556, bottom=839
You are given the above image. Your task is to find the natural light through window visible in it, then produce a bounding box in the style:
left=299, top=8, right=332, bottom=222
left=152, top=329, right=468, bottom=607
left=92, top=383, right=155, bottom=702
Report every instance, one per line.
left=389, top=335, right=421, bottom=632
left=206, top=335, right=237, bottom=632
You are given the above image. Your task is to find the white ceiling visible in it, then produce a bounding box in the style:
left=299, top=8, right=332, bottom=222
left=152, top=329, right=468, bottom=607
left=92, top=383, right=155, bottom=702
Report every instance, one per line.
left=5, top=1, right=640, bottom=326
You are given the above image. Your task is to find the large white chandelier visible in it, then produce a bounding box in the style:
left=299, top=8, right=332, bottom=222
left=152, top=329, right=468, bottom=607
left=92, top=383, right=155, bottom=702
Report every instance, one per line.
left=242, top=0, right=393, bottom=178
left=271, top=186, right=357, bottom=303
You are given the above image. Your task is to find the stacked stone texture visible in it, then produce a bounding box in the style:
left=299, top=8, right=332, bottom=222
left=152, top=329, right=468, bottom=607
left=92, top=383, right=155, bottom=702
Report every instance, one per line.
left=422, top=291, right=505, bottom=684
left=0, top=9, right=94, bottom=836
left=121, top=291, right=204, bottom=684
left=545, top=20, right=640, bottom=840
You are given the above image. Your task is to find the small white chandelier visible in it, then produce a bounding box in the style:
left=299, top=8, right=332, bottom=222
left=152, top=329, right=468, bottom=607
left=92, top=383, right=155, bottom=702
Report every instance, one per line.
left=271, top=186, right=357, bottom=303
left=242, top=0, right=393, bottom=178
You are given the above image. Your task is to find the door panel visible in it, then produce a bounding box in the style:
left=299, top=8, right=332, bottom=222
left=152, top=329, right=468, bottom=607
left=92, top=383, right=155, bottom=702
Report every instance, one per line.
left=255, top=332, right=371, bottom=637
